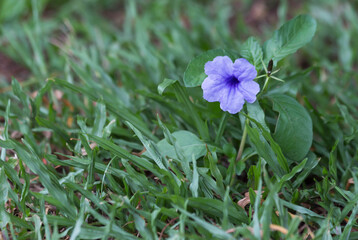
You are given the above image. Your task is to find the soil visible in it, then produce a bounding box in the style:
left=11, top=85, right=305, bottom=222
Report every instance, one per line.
left=0, top=52, right=30, bottom=82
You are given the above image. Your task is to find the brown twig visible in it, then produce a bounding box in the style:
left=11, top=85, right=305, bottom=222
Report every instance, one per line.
left=159, top=217, right=179, bottom=240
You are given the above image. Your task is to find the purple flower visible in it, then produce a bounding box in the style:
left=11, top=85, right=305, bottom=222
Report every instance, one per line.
left=201, top=56, right=260, bottom=114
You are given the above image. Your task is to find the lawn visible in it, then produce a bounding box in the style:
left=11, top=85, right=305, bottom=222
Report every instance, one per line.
left=0, top=0, right=357, bottom=239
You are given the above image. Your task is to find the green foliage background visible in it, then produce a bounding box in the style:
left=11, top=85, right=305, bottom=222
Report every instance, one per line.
left=0, top=0, right=357, bottom=239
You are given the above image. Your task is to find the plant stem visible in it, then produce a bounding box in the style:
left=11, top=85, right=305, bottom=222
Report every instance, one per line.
left=230, top=117, right=249, bottom=186
left=215, top=112, right=229, bottom=144
left=262, top=76, right=270, bottom=93
left=256, top=76, right=270, bottom=99
left=236, top=118, right=248, bottom=163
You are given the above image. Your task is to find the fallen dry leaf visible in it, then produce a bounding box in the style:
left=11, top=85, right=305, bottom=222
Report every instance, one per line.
left=81, top=143, right=98, bottom=155
left=345, top=178, right=354, bottom=190
left=237, top=190, right=263, bottom=209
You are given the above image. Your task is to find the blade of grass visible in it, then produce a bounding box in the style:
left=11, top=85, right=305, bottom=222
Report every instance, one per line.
left=52, top=78, right=158, bottom=141
left=172, top=82, right=209, bottom=141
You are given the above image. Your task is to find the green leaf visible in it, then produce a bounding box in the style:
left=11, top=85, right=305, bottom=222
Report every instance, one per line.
left=65, top=182, right=108, bottom=215
left=35, top=117, right=70, bottom=144
left=338, top=29, right=353, bottom=71
left=12, top=78, right=31, bottom=117
left=279, top=158, right=307, bottom=186
left=87, top=134, right=161, bottom=176
left=53, top=79, right=158, bottom=142
left=280, top=199, right=324, bottom=219
left=253, top=177, right=262, bottom=238
left=156, top=117, right=191, bottom=178
left=126, top=121, right=168, bottom=170
left=245, top=115, right=289, bottom=177
left=270, top=94, right=313, bottom=162
left=190, top=156, right=199, bottom=197
left=240, top=37, right=263, bottom=71
left=175, top=206, right=234, bottom=239
left=12, top=140, right=77, bottom=219
left=155, top=130, right=206, bottom=161
left=92, top=102, right=106, bottom=137
left=340, top=205, right=358, bottom=240
left=33, top=80, right=54, bottom=117
left=183, top=49, right=237, bottom=87
left=134, top=212, right=153, bottom=240
left=158, top=78, right=177, bottom=95
left=329, top=140, right=339, bottom=181
left=3, top=100, right=11, bottom=141
left=32, top=215, right=42, bottom=240
left=0, top=0, right=26, bottom=21
left=0, top=168, right=9, bottom=208
left=247, top=101, right=270, bottom=133
left=206, top=151, right=225, bottom=196
left=172, top=82, right=210, bottom=140
left=264, top=15, right=317, bottom=63
left=168, top=196, right=248, bottom=224
left=293, top=152, right=319, bottom=189
left=215, top=112, right=229, bottom=144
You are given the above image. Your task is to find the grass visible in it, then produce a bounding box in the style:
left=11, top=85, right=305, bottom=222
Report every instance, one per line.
left=0, top=0, right=358, bottom=239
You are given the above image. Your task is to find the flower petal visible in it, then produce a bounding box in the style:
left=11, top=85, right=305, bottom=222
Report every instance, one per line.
left=201, top=76, right=228, bottom=102
left=204, top=56, right=233, bottom=78
left=233, top=58, right=257, bottom=82
left=238, top=80, right=260, bottom=103
left=219, top=85, right=245, bottom=114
